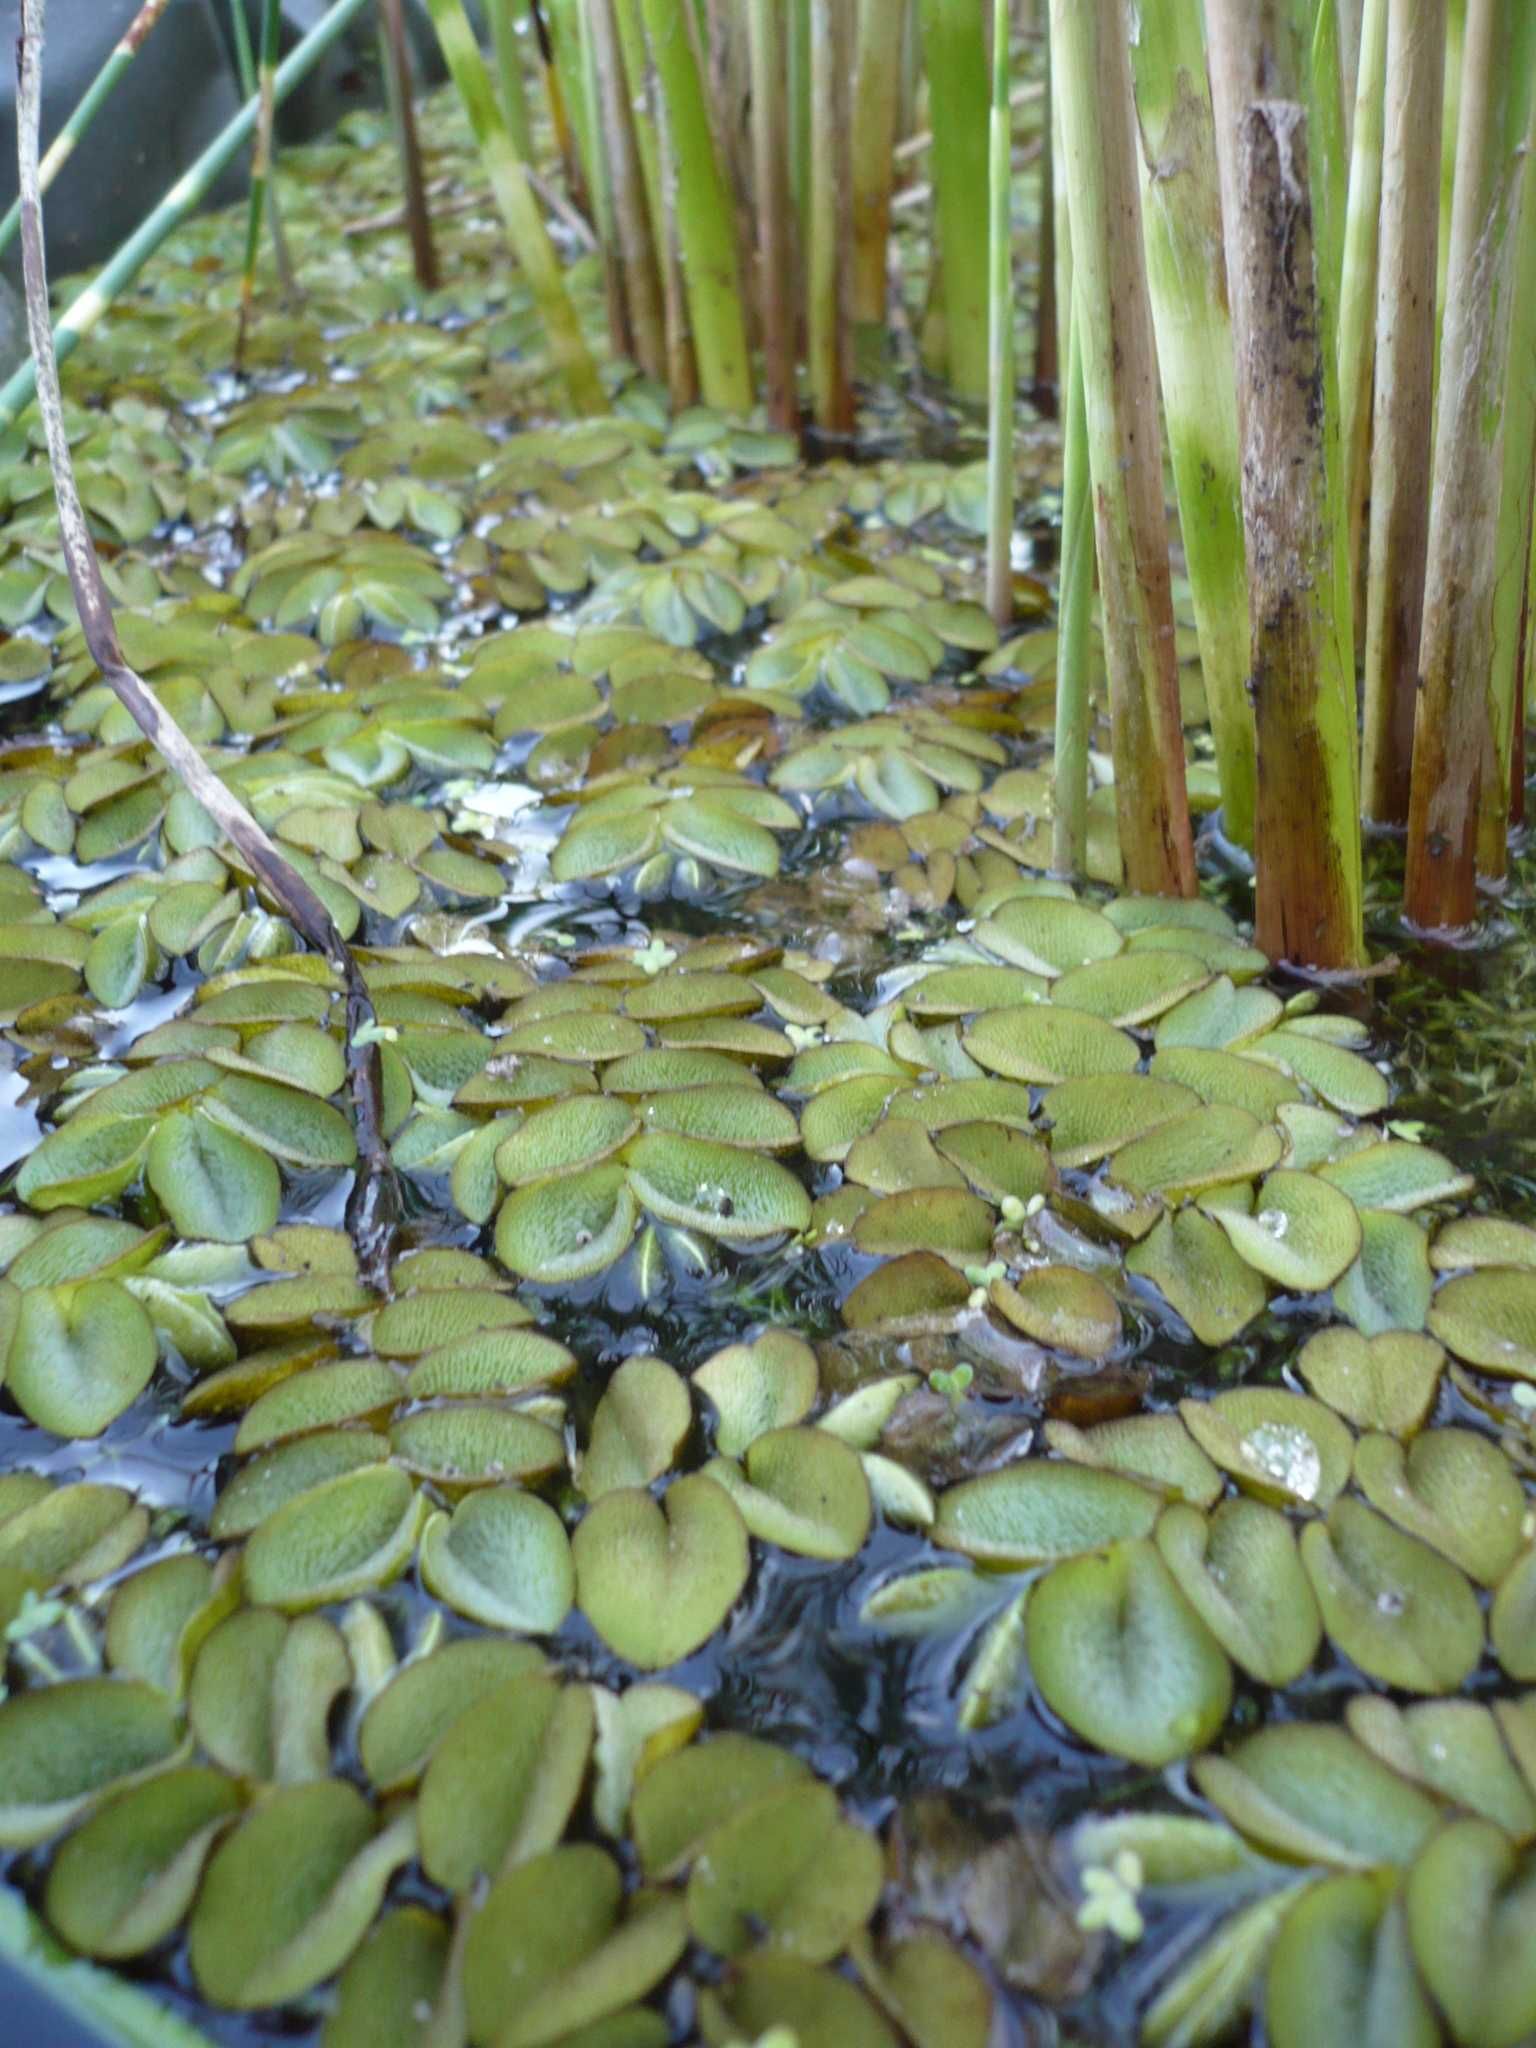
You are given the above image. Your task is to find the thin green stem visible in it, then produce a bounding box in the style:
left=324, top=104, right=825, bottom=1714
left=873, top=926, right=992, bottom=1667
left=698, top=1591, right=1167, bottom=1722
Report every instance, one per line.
left=747, top=0, right=797, bottom=428
left=1052, top=309, right=1090, bottom=877
left=234, top=0, right=282, bottom=368
left=985, top=0, right=1013, bottom=627
left=806, top=0, right=851, bottom=435
left=488, top=0, right=537, bottom=158
left=425, top=0, right=606, bottom=415
left=1337, top=0, right=1386, bottom=602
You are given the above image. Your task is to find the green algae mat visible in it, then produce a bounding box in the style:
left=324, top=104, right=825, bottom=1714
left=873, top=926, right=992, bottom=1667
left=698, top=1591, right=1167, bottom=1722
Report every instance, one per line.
left=0, top=89, right=1535, bottom=2048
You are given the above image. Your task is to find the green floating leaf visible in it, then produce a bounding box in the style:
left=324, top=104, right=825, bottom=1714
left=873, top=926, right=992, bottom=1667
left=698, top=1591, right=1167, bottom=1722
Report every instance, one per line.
left=963, top=1003, right=1140, bottom=1084
left=702, top=1953, right=900, bottom=2048
left=1347, top=1697, right=1536, bottom=1834
left=1492, top=1545, right=1536, bottom=1682
left=1052, top=949, right=1210, bottom=1026
left=419, top=1486, right=574, bottom=1634
left=627, top=1132, right=811, bottom=1241
left=1156, top=1500, right=1322, bottom=1686
left=631, top=1732, right=812, bottom=1877
left=693, top=1329, right=819, bottom=1455
left=581, top=1355, right=692, bottom=1497
left=975, top=895, right=1124, bottom=977
left=146, top=1109, right=281, bottom=1244
left=1142, top=1889, right=1295, bottom=2048
left=850, top=1926, right=995, bottom=2048
left=241, top=1465, right=426, bottom=1613
left=404, top=1325, right=577, bottom=1400
left=44, top=1767, right=241, bottom=1961
left=1208, top=1169, right=1362, bottom=1293
left=988, top=1266, right=1121, bottom=1358
left=1320, top=1139, right=1477, bottom=1216
left=418, top=1674, right=593, bottom=1893
left=1041, top=1073, right=1199, bottom=1168
left=322, top=1907, right=449, bottom=2048
left=1333, top=1209, right=1434, bottom=1334
left=0, top=1480, right=148, bottom=1587
left=15, top=1113, right=154, bottom=1212
left=1046, top=1415, right=1222, bottom=1508
left=209, top=1431, right=390, bottom=1542
left=1112, top=1104, right=1284, bottom=1200
left=1266, top=1873, right=1438, bottom=2048
left=464, top=1845, right=688, bottom=2048
left=704, top=1426, right=873, bottom=1560
left=1026, top=1539, right=1232, bottom=1765
left=234, top=1358, right=402, bottom=1455
left=188, top=1609, right=351, bottom=1782
left=1193, top=1723, right=1441, bottom=1868
left=1428, top=1266, right=1536, bottom=1379
left=0, top=1677, right=183, bottom=1848
left=496, top=1163, right=639, bottom=1283
left=686, top=1780, right=883, bottom=1963
left=494, top=1094, right=640, bottom=1186
left=1126, top=1207, right=1268, bottom=1345
left=1300, top=1498, right=1483, bottom=1694
left=1353, top=1426, right=1526, bottom=1585
left=574, top=1474, right=750, bottom=1668
left=1180, top=1388, right=1353, bottom=1510
left=933, top=1460, right=1160, bottom=1566
left=1295, top=1327, right=1443, bottom=1434
left=1406, top=1820, right=1536, bottom=2048
left=357, top=1637, right=546, bottom=1794
left=853, top=1188, right=995, bottom=1264
left=1431, top=1216, right=1536, bottom=1272
left=189, top=1780, right=415, bottom=2010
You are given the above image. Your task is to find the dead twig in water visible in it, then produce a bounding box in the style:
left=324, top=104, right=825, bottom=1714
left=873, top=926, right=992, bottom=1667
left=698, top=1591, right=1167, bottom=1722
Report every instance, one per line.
left=16, top=0, right=400, bottom=1292
left=342, top=170, right=598, bottom=254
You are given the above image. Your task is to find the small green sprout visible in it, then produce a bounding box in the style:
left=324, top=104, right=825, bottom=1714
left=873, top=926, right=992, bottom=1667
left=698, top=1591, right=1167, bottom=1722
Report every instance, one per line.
left=633, top=936, right=678, bottom=975
left=929, top=1362, right=974, bottom=1410
left=1076, top=1848, right=1145, bottom=1943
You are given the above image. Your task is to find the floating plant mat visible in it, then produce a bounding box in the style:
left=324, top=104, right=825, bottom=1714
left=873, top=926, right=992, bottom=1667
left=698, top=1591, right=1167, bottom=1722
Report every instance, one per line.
left=1, top=83, right=1536, bottom=2048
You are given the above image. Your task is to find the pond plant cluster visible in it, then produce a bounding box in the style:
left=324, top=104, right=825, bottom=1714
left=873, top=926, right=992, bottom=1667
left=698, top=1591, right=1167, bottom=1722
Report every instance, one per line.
left=0, top=5, right=1534, bottom=2048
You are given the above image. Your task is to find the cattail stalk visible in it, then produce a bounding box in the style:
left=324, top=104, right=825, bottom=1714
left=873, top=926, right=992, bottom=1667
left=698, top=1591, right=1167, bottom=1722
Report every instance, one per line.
left=916, top=0, right=991, bottom=402
left=985, top=0, right=1013, bottom=626
left=1048, top=0, right=1195, bottom=898
left=379, top=0, right=438, bottom=291
left=425, top=0, right=606, bottom=415
left=850, top=0, right=904, bottom=329
left=1206, top=0, right=1364, bottom=968
left=746, top=0, right=797, bottom=428
left=0, top=0, right=375, bottom=429
left=1128, top=0, right=1255, bottom=851
left=1360, top=0, right=1445, bottom=825
left=1405, top=0, right=1536, bottom=929
left=640, top=0, right=753, bottom=410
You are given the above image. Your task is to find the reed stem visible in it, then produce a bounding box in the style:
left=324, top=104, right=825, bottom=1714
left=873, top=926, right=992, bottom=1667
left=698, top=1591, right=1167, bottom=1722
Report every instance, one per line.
left=640, top=0, right=753, bottom=411
left=916, top=0, right=991, bottom=402
left=1360, top=0, right=1444, bottom=825
left=746, top=0, right=797, bottom=429
left=850, top=0, right=904, bottom=330
left=234, top=0, right=282, bottom=368
left=806, top=0, right=853, bottom=436
left=985, top=0, right=1014, bottom=627
left=425, top=0, right=606, bottom=415
left=378, top=0, right=439, bottom=291
left=488, top=0, right=536, bottom=159
left=1128, top=0, right=1255, bottom=852
left=1048, top=0, right=1194, bottom=899
left=1336, top=0, right=1386, bottom=602
left=589, top=0, right=664, bottom=375
left=1405, top=0, right=1536, bottom=929
left=1206, top=0, right=1364, bottom=968
left=1052, top=307, right=1091, bottom=878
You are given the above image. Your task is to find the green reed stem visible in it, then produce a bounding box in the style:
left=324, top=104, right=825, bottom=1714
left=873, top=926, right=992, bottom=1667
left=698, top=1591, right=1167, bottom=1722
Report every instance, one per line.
left=234, top=0, right=282, bottom=367
left=916, top=0, right=990, bottom=402
left=488, top=0, right=536, bottom=158
left=985, top=0, right=1013, bottom=627
left=747, top=0, right=797, bottom=428
left=425, top=0, right=606, bottom=415
left=1052, top=308, right=1091, bottom=878
left=1336, top=0, right=1385, bottom=603
left=1128, top=0, right=1255, bottom=852
left=640, top=0, right=752, bottom=411
left=850, top=0, right=903, bottom=329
